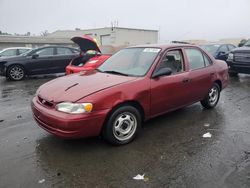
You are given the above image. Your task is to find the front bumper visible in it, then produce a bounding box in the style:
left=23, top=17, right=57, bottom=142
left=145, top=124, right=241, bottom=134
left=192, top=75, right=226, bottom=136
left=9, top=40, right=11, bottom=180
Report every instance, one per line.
left=227, top=60, right=250, bottom=74
left=31, top=97, right=109, bottom=138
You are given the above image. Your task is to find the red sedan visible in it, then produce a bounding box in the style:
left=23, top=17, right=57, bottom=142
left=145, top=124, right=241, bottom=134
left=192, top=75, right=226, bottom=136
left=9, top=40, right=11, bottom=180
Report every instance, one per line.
left=66, top=35, right=111, bottom=74
left=31, top=44, right=229, bottom=145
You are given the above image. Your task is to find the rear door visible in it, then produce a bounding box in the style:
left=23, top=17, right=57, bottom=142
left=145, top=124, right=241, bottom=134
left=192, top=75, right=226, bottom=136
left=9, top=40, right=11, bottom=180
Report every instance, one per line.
left=150, top=48, right=191, bottom=116
left=183, top=48, right=215, bottom=102
left=53, top=47, right=78, bottom=73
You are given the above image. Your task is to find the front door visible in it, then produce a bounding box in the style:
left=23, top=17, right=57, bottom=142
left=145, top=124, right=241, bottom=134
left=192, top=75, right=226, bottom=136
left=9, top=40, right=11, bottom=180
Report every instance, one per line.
left=150, top=49, right=191, bottom=117
left=27, top=47, right=56, bottom=75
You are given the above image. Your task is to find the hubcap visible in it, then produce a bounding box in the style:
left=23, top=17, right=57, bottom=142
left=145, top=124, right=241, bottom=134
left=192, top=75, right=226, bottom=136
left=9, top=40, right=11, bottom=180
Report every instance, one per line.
left=113, top=112, right=137, bottom=141
left=208, top=86, right=218, bottom=106
left=10, top=66, right=24, bottom=80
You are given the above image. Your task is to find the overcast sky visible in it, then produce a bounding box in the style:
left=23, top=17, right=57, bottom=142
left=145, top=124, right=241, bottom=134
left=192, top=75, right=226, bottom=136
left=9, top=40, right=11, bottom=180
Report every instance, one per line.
left=0, top=0, right=250, bottom=42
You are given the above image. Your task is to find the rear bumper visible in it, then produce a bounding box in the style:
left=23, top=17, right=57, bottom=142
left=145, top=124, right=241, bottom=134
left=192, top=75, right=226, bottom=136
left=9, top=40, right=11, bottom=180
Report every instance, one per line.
left=31, top=97, right=109, bottom=138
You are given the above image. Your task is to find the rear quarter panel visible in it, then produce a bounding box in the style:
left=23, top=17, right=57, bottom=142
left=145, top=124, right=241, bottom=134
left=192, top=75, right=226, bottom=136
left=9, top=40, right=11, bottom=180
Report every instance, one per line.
left=214, top=60, right=229, bottom=90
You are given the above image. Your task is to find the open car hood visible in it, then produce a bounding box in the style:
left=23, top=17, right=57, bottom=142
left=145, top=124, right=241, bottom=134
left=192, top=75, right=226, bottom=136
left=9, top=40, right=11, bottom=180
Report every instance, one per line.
left=71, top=35, right=101, bottom=53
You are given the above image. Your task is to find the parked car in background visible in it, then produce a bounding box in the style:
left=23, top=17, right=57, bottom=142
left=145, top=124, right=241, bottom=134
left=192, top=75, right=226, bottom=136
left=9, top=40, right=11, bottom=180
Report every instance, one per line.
left=32, top=44, right=228, bottom=145
left=238, top=39, right=247, bottom=47
left=66, top=35, right=111, bottom=74
left=227, top=38, right=250, bottom=76
left=200, top=44, right=236, bottom=61
left=0, top=47, right=31, bottom=57
left=0, top=45, right=79, bottom=81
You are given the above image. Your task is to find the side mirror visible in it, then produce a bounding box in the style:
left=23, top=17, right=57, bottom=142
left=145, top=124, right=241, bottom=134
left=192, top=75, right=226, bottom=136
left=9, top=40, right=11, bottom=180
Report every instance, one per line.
left=218, top=51, right=226, bottom=56
left=32, top=54, right=39, bottom=59
left=152, top=67, right=172, bottom=78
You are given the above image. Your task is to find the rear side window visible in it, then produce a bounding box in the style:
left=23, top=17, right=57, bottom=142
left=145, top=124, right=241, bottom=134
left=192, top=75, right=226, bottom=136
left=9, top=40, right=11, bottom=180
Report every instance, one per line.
left=57, top=48, right=73, bottom=55
left=185, top=48, right=205, bottom=70
left=203, top=54, right=212, bottom=66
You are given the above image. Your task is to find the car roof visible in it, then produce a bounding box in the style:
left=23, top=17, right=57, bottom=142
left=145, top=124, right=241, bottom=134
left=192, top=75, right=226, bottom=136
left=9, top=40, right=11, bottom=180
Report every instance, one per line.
left=200, top=43, right=234, bottom=46
left=32, top=45, right=78, bottom=50
left=127, top=43, right=199, bottom=50
left=1, top=47, right=31, bottom=50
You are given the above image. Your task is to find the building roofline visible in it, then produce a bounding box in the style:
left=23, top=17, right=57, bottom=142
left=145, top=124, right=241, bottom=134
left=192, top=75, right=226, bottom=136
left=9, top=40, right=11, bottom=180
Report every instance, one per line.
left=52, top=27, right=158, bottom=33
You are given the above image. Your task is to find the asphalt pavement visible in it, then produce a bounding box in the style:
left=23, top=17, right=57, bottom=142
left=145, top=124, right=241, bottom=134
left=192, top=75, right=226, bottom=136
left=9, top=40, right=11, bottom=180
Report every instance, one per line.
left=0, top=74, right=250, bottom=188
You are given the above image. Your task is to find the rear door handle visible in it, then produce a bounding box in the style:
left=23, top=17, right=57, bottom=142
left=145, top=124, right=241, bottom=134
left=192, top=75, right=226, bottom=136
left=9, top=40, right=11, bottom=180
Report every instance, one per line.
left=182, top=78, right=190, bottom=83
left=210, top=72, right=215, bottom=76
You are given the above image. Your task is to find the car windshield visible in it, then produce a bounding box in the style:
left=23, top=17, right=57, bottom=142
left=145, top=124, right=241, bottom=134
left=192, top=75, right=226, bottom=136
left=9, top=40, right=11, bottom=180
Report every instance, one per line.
left=243, top=39, right=250, bottom=46
left=200, top=45, right=220, bottom=54
left=97, top=47, right=161, bottom=77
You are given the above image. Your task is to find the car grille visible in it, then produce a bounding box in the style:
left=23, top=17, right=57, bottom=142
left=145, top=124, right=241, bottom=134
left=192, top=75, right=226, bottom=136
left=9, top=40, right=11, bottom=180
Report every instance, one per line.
left=234, top=53, right=250, bottom=63
left=38, top=95, right=54, bottom=108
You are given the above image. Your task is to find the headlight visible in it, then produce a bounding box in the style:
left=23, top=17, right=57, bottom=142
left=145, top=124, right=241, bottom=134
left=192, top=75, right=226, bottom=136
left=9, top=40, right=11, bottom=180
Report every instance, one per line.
left=227, top=53, right=234, bottom=61
left=56, top=102, right=93, bottom=114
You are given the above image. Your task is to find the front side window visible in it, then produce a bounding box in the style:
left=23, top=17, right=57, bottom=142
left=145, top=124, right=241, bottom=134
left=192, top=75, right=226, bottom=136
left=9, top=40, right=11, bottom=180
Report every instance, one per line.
left=228, top=45, right=236, bottom=51
left=185, top=48, right=205, bottom=70
left=218, top=45, right=228, bottom=53
left=203, top=54, right=212, bottom=66
left=57, top=48, right=73, bottom=55
left=156, top=49, right=184, bottom=74
left=98, top=47, right=161, bottom=76
left=34, top=48, right=54, bottom=56
left=243, top=39, right=250, bottom=47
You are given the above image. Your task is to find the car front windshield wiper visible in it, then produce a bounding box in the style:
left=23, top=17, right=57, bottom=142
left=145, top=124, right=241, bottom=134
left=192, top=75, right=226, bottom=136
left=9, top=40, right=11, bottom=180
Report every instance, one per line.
left=102, top=70, right=129, bottom=76
left=244, top=44, right=250, bottom=47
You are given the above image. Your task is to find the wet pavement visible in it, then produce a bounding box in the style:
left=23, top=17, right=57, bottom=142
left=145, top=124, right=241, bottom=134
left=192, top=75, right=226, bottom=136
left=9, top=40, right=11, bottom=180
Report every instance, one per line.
left=0, top=74, right=250, bottom=188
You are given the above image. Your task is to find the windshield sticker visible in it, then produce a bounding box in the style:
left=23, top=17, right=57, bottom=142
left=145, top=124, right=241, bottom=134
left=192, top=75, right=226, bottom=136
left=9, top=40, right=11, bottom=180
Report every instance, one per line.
left=143, top=48, right=161, bottom=53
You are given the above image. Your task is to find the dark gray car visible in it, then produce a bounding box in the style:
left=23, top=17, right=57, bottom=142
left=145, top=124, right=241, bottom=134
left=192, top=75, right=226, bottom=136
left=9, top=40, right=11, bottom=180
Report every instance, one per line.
left=0, top=45, right=79, bottom=81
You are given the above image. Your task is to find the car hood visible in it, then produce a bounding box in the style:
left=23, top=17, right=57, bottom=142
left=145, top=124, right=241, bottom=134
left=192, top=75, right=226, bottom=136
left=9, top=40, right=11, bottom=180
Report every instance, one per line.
left=231, top=46, right=250, bottom=53
left=71, top=35, right=101, bottom=53
left=37, top=71, right=137, bottom=103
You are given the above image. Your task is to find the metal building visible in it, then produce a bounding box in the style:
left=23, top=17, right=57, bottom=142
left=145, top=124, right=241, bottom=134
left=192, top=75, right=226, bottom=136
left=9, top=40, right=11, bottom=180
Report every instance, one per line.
left=47, top=27, right=159, bottom=46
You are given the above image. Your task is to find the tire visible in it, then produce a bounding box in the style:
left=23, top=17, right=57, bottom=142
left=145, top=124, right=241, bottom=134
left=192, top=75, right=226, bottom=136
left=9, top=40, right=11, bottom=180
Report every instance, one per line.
left=7, top=65, right=25, bottom=81
left=102, top=105, right=141, bottom=145
left=201, top=83, right=220, bottom=109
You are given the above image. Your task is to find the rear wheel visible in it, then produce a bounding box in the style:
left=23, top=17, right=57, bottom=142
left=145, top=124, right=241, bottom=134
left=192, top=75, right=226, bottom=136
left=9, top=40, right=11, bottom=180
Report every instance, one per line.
left=201, top=83, right=220, bottom=109
left=102, top=105, right=141, bottom=145
left=7, top=65, right=25, bottom=81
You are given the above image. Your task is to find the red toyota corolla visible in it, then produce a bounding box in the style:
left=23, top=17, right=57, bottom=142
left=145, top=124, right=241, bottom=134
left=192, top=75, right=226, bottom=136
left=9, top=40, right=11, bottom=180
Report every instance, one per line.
left=31, top=44, right=229, bottom=145
left=65, top=35, right=111, bottom=74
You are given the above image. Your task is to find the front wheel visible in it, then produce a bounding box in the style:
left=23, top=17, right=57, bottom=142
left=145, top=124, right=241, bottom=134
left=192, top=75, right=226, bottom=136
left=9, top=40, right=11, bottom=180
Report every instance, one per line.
left=102, top=105, right=141, bottom=145
left=201, top=83, right=220, bottom=109
left=7, top=65, right=25, bottom=81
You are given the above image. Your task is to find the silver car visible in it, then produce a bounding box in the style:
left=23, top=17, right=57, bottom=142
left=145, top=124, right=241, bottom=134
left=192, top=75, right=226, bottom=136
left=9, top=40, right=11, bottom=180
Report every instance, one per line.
left=0, top=47, right=31, bottom=57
